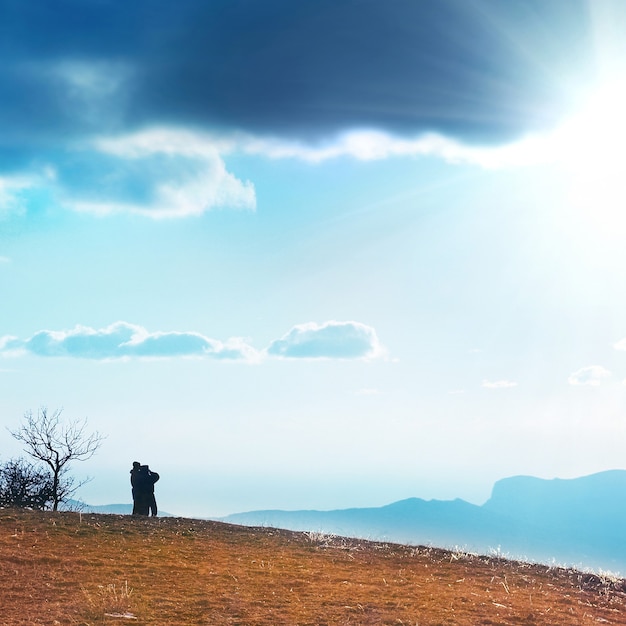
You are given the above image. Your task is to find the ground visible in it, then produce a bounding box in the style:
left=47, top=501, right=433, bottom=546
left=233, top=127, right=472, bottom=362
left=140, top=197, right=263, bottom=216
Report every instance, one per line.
left=0, top=508, right=625, bottom=625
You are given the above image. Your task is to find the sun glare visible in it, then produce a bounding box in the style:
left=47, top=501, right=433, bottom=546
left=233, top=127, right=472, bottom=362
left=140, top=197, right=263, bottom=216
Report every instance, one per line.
left=551, top=79, right=626, bottom=237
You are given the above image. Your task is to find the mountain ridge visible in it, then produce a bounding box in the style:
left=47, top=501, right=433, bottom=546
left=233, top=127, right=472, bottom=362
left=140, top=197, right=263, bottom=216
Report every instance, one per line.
left=220, top=470, right=626, bottom=574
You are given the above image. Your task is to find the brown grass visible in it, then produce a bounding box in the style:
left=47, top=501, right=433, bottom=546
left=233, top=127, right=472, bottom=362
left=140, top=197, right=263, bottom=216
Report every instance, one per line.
left=1, top=508, right=625, bottom=625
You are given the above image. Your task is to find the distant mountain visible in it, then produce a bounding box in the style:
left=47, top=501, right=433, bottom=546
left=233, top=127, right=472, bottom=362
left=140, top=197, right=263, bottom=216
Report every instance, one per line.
left=483, top=471, right=626, bottom=570
left=61, top=501, right=175, bottom=517
left=220, top=470, right=626, bottom=574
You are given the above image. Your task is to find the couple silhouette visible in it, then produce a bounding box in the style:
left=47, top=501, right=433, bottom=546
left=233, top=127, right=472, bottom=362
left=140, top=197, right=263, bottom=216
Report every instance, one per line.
left=130, top=462, right=160, bottom=516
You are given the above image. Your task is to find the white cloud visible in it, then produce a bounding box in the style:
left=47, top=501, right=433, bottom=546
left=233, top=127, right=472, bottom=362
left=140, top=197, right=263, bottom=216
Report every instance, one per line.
left=1, top=320, right=385, bottom=363
left=0, top=322, right=259, bottom=362
left=65, top=128, right=256, bottom=218
left=482, top=379, right=518, bottom=389
left=238, top=128, right=553, bottom=169
left=266, top=321, right=383, bottom=360
left=75, top=125, right=555, bottom=223
left=239, top=93, right=626, bottom=172
left=568, top=365, right=611, bottom=386
left=61, top=114, right=626, bottom=222
left=614, top=338, right=626, bottom=351
left=0, top=120, right=575, bottom=222
left=0, top=256, right=11, bottom=263
left=68, top=159, right=255, bottom=218
left=63, top=123, right=557, bottom=221
left=92, top=127, right=236, bottom=159
left=0, top=174, right=38, bottom=217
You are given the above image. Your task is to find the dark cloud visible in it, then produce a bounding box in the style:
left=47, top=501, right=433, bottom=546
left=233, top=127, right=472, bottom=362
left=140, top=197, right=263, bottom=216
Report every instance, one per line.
left=0, top=0, right=593, bottom=146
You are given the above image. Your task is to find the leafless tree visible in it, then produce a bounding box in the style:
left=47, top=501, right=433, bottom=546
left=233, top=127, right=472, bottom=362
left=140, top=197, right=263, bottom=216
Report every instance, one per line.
left=10, top=407, right=105, bottom=511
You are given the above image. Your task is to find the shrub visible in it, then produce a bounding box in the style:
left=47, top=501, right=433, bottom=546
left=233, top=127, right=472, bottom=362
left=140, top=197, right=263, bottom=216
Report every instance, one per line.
left=0, top=457, right=55, bottom=509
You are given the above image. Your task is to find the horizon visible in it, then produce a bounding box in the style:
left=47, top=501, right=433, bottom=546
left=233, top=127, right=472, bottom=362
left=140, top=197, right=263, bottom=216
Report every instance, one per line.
left=2, top=1, right=626, bottom=520
left=80, top=468, right=626, bottom=520
left=76, top=467, right=626, bottom=520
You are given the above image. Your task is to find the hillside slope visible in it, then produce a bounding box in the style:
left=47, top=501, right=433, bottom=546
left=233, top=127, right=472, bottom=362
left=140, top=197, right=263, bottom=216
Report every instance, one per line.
left=222, top=470, right=626, bottom=573
left=1, top=508, right=625, bottom=625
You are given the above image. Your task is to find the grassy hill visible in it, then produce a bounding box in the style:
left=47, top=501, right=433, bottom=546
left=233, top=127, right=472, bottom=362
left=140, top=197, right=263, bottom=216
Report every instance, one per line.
left=1, top=508, right=625, bottom=625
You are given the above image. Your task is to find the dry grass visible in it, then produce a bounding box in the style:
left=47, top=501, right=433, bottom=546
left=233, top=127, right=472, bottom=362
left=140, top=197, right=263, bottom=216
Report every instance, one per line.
left=1, top=508, right=625, bottom=625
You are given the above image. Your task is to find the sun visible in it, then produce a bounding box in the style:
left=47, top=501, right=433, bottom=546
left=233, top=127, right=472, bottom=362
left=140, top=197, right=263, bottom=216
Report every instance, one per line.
left=549, top=79, right=626, bottom=237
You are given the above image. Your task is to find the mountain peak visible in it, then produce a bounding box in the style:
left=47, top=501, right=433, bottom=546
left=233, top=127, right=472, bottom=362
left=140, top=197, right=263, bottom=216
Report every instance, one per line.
left=484, top=470, right=626, bottom=522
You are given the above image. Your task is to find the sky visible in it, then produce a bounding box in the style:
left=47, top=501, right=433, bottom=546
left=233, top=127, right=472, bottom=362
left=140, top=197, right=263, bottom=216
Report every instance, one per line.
left=2, top=0, right=626, bottom=518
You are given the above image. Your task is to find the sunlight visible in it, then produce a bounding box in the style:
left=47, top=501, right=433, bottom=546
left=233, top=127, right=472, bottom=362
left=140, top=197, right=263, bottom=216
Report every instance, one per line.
left=551, top=79, right=626, bottom=237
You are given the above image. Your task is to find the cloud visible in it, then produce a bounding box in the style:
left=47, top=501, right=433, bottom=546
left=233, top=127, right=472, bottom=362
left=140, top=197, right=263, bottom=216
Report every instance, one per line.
left=0, top=322, right=259, bottom=361
left=482, top=379, right=518, bottom=389
left=0, top=174, right=39, bottom=217
left=568, top=365, right=611, bottom=386
left=61, top=128, right=256, bottom=218
left=73, top=126, right=561, bottom=219
left=0, top=128, right=256, bottom=220
left=0, top=0, right=605, bottom=221
left=0, top=113, right=599, bottom=222
left=240, top=127, right=564, bottom=169
left=266, top=321, right=383, bottom=360
left=0, top=2, right=594, bottom=147
left=614, top=338, right=626, bottom=351
left=0, top=320, right=385, bottom=362
left=45, top=59, right=134, bottom=127
left=50, top=60, right=131, bottom=103
left=91, top=127, right=236, bottom=159
left=63, top=123, right=558, bottom=220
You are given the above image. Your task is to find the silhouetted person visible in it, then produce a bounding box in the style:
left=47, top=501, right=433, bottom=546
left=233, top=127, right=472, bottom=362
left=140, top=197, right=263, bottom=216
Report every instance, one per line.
left=130, top=461, right=160, bottom=516
left=146, top=465, right=159, bottom=516
left=130, top=461, right=142, bottom=514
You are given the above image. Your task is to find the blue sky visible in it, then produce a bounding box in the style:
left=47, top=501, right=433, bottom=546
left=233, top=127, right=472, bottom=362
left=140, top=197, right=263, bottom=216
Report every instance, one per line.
left=2, top=0, right=626, bottom=517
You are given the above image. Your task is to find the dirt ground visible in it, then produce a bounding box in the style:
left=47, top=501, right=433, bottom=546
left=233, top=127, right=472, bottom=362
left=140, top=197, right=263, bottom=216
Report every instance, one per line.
left=1, top=508, right=625, bottom=625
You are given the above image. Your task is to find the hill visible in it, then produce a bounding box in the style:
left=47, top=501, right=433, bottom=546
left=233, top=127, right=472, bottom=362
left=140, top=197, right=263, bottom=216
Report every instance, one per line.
left=221, top=470, right=626, bottom=574
left=0, top=508, right=625, bottom=625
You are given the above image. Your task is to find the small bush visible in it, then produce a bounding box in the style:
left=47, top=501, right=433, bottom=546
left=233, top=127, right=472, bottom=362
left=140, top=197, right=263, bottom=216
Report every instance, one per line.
left=0, top=457, right=54, bottom=510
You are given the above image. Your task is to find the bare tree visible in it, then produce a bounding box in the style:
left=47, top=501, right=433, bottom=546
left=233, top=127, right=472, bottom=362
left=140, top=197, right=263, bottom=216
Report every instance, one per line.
left=10, top=407, right=104, bottom=511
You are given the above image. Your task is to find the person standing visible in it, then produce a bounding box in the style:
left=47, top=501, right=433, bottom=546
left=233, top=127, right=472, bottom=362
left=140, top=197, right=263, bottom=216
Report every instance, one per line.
left=130, top=462, right=160, bottom=516
left=146, top=465, right=160, bottom=516
left=130, top=461, right=143, bottom=514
